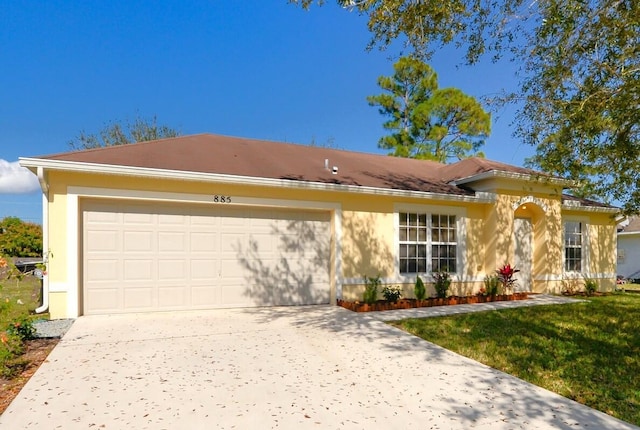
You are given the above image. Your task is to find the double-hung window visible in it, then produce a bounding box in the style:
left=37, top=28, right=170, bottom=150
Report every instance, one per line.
left=564, top=221, right=583, bottom=272
left=399, top=212, right=457, bottom=274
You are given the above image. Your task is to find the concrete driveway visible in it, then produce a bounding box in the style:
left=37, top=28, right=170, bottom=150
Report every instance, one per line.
left=1, top=305, right=637, bottom=429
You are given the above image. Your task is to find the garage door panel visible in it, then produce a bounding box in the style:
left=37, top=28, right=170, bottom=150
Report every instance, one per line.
left=123, top=286, right=154, bottom=309
left=86, top=230, right=119, bottom=252
left=123, top=211, right=154, bottom=224
left=83, top=200, right=331, bottom=314
left=192, top=285, right=221, bottom=306
left=159, top=259, right=187, bottom=279
left=221, top=233, right=244, bottom=252
left=220, top=284, right=249, bottom=306
left=85, top=259, right=119, bottom=281
left=190, top=232, right=218, bottom=252
left=191, top=259, right=218, bottom=280
left=123, top=259, right=154, bottom=281
left=86, top=206, right=120, bottom=223
left=158, top=213, right=187, bottom=225
left=158, top=286, right=188, bottom=308
left=86, top=288, right=120, bottom=312
left=158, top=232, right=186, bottom=252
left=123, top=231, right=154, bottom=252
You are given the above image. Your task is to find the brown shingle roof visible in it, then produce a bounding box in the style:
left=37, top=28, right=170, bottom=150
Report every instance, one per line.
left=439, top=157, right=542, bottom=182
left=561, top=194, right=615, bottom=209
left=620, top=216, right=640, bottom=232
left=34, top=133, right=552, bottom=197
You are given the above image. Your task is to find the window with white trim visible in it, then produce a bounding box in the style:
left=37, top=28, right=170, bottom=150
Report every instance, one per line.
left=431, top=214, right=457, bottom=272
left=399, top=212, right=457, bottom=274
left=564, top=221, right=583, bottom=271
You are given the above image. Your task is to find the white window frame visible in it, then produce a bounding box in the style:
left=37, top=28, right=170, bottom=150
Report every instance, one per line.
left=394, top=204, right=466, bottom=282
left=563, top=217, right=589, bottom=274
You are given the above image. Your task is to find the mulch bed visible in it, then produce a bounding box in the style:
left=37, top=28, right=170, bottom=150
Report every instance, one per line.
left=338, top=293, right=529, bottom=312
left=0, top=338, right=59, bottom=414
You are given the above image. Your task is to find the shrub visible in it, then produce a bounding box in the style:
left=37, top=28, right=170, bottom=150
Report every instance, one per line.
left=7, top=315, right=36, bottom=341
left=483, top=275, right=500, bottom=296
left=0, top=330, right=25, bottom=378
left=382, top=285, right=402, bottom=303
left=363, top=275, right=381, bottom=305
left=414, top=275, right=426, bottom=300
left=561, top=278, right=581, bottom=295
left=496, top=263, right=519, bottom=293
left=584, top=278, right=598, bottom=296
left=433, top=271, right=451, bottom=298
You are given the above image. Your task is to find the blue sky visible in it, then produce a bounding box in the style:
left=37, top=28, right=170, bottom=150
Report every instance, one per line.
left=0, top=1, right=532, bottom=224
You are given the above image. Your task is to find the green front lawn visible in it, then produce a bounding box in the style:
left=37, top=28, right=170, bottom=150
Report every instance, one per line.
left=390, top=294, right=640, bottom=426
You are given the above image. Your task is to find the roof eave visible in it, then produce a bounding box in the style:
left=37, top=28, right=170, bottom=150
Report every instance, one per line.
left=618, top=231, right=640, bottom=236
left=19, top=158, right=495, bottom=204
left=450, top=170, right=574, bottom=188
left=561, top=203, right=620, bottom=214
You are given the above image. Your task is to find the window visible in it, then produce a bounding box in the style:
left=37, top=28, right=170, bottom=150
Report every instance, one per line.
left=432, top=214, right=457, bottom=272
left=399, top=212, right=457, bottom=274
left=399, top=213, right=428, bottom=273
left=564, top=221, right=582, bottom=271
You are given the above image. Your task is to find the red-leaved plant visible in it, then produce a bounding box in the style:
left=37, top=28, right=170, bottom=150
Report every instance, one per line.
left=496, top=263, right=519, bottom=293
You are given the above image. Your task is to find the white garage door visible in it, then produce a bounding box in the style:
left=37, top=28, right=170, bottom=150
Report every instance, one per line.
left=82, top=200, right=331, bottom=315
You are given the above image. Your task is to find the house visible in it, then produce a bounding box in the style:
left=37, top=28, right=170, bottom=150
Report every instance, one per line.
left=20, top=133, right=619, bottom=319
left=617, top=216, right=640, bottom=281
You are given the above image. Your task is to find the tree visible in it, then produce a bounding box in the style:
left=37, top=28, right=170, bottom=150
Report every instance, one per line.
left=518, top=1, right=640, bottom=214
left=0, top=217, right=42, bottom=258
left=291, top=0, right=640, bottom=213
left=367, top=56, right=490, bottom=162
left=69, top=115, right=180, bottom=150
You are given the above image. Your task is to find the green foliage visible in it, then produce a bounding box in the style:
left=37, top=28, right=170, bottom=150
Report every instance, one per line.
left=7, top=315, right=36, bottom=341
left=0, top=331, right=25, bottom=378
left=414, top=275, right=426, bottom=300
left=496, top=263, right=519, bottom=293
left=0, top=255, right=41, bottom=377
left=362, top=275, right=381, bottom=304
left=483, top=274, right=500, bottom=296
left=584, top=278, right=598, bottom=297
left=520, top=1, right=640, bottom=214
left=367, top=56, right=490, bottom=162
left=69, top=115, right=180, bottom=150
left=433, top=271, right=451, bottom=298
left=0, top=217, right=42, bottom=257
left=382, top=285, right=402, bottom=303
left=392, top=295, right=640, bottom=426
left=291, top=0, right=640, bottom=213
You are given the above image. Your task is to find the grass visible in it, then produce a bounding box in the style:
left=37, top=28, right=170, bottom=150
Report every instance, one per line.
left=0, top=272, right=43, bottom=320
left=622, top=283, right=640, bottom=292
left=390, top=294, right=640, bottom=426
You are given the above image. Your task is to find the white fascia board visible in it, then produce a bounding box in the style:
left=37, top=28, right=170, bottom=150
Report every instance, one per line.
left=451, top=170, right=574, bottom=188
left=561, top=203, right=619, bottom=214
left=618, top=231, right=640, bottom=237
left=18, top=158, right=496, bottom=204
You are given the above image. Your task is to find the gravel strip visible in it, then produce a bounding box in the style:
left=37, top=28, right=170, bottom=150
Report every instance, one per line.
left=33, top=319, right=75, bottom=339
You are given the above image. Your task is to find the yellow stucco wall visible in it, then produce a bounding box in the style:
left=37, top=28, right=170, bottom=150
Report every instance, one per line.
left=43, top=170, right=619, bottom=317
left=48, top=292, right=67, bottom=320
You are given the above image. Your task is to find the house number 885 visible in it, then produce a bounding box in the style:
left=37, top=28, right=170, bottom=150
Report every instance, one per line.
left=213, top=195, right=231, bottom=203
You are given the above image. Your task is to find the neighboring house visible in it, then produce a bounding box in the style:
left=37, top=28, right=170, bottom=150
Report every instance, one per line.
left=20, top=134, right=619, bottom=319
left=617, top=216, right=640, bottom=280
